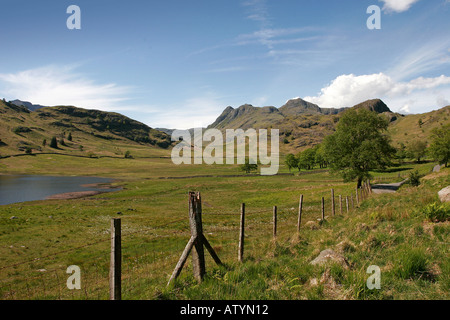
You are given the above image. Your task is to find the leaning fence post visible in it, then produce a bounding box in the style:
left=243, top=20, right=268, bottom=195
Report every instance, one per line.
left=273, top=206, right=277, bottom=239
left=168, top=192, right=222, bottom=287
left=109, top=218, right=121, bottom=301
left=189, top=192, right=206, bottom=282
left=331, top=189, right=335, bottom=216
left=297, top=195, right=303, bottom=232
left=238, top=203, right=245, bottom=262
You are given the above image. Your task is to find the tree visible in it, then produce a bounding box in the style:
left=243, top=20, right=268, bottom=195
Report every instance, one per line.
left=407, top=140, right=427, bottom=163
left=395, top=142, right=407, bottom=164
left=50, top=136, right=58, bottom=148
left=285, top=153, right=298, bottom=172
left=323, top=108, right=396, bottom=188
left=297, top=148, right=316, bottom=170
left=239, top=158, right=258, bottom=174
left=42, top=139, right=47, bottom=147
left=314, top=144, right=327, bottom=168
left=428, top=124, right=450, bottom=166
left=68, top=132, right=73, bottom=141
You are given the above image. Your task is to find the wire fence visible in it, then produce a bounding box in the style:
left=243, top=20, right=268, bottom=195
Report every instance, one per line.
left=0, top=181, right=373, bottom=300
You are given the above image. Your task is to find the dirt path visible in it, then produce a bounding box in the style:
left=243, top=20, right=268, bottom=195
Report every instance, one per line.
left=371, top=179, right=409, bottom=194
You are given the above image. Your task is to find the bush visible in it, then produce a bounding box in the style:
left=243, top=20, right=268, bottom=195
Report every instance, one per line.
left=408, top=170, right=421, bottom=187
left=50, top=137, right=58, bottom=148
left=124, top=150, right=133, bottom=159
left=25, top=147, right=32, bottom=154
left=422, top=202, right=450, bottom=222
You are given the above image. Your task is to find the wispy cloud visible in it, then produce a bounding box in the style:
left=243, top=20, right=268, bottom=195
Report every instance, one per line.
left=145, top=93, right=227, bottom=129
left=0, top=65, right=140, bottom=112
left=387, top=40, right=450, bottom=81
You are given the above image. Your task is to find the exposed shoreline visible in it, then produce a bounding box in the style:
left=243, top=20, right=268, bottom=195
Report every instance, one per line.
left=45, top=190, right=106, bottom=200
left=45, top=182, right=122, bottom=200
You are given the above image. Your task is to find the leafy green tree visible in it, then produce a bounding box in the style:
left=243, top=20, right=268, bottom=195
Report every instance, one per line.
left=67, top=132, right=73, bottom=141
left=323, top=108, right=396, bottom=188
left=314, top=144, right=327, bottom=168
left=428, top=124, right=450, bottom=166
left=285, top=153, right=298, bottom=172
left=297, top=148, right=316, bottom=170
left=239, top=158, right=258, bottom=174
left=407, top=140, right=427, bottom=163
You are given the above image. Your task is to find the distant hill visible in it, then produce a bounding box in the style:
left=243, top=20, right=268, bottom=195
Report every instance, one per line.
left=0, top=100, right=172, bottom=157
left=9, top=99, right=48, bottom=111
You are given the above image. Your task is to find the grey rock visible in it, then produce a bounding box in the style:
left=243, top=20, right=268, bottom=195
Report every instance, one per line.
left=438, top=186, right=450, bottom=203
left=310, top=249, right=350, bottom=269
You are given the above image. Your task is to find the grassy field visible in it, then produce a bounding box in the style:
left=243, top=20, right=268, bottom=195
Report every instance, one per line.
left=0, top=153, right=448, bottom=300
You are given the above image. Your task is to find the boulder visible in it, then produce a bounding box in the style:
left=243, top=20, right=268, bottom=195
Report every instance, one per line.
left=310, top=249, right=350, bottom=269
left=438, top=186, right=450, bottom=203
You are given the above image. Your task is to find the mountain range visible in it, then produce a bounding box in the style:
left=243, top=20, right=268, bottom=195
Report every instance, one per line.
left=1, top=97, right=449, bottom=157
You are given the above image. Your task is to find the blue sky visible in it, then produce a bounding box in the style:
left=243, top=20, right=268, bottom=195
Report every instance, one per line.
left=1, top=0, right=450, bottom=129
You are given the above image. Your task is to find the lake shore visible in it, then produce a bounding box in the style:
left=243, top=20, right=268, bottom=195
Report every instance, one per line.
left=45, top=190, right=105, bottom=200
left=45, top=182, right=121, bottom=200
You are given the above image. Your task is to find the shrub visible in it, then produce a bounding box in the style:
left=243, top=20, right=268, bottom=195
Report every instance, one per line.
left=408, top=170, right=421, bottom=187
left=422, top=202, right=449, bottom=222
left=124, top=150, right=133, bottom=159
left=25, top=147, right=32, bottom=154
left=50, top=137, right=58, bottom=148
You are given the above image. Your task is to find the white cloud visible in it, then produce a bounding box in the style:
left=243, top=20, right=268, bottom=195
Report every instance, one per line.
left=0, top=65, right=137, bottom=112
left=303, top=73, right=450, bottom=113
left=379, top=0, right=420, bottom=13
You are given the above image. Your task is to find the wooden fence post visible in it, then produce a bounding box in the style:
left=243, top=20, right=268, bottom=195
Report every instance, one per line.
left=331, top=189, right=335, bottom=216
left=167, top=192, right=222, bottom=286
left=351, top=193, right=354, bottom=209
left=356, top=187, right=359, bottom=206
left=189, top=192, right=205, bottom=282
left=339, top=195, right=342, bottom=215
left=109, top=218, right=121, bottom=301
left=321, top=197, right=325, bottom=221
left=238, top=203, right=245, bottom=262
left=273, top=206, right=277, bottom=239
left=297, top=195, right=303, bottom=232
left=346, top=196, right=349, bottom=214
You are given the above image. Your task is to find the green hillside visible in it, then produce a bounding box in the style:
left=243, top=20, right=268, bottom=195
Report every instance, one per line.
left=388, top=106, right=450, bottom=148
left=0, top=100, right=172, bottom=159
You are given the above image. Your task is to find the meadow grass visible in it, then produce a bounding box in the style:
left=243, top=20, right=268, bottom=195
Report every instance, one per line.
left=0, top=156, right=448, bottom=300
